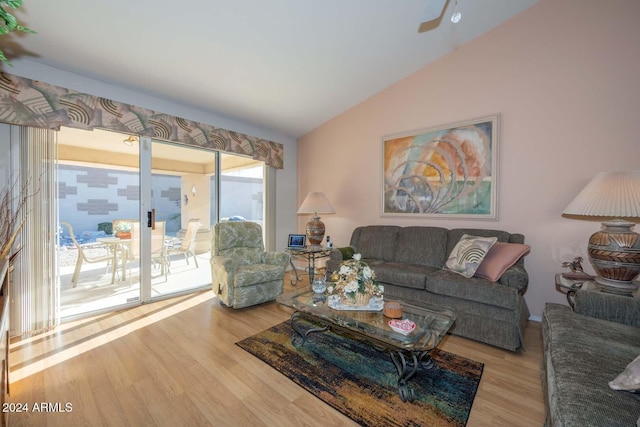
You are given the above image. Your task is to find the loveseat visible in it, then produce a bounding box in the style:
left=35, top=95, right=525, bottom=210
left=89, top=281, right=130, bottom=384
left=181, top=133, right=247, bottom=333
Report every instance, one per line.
left=326, top=225, right=530, bottom=351
left=542, top=290, right=640, bottom=426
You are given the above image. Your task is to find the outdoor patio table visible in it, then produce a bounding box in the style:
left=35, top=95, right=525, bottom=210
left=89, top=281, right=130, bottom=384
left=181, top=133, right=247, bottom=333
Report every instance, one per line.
left=96, top=237, right=130, bottom=283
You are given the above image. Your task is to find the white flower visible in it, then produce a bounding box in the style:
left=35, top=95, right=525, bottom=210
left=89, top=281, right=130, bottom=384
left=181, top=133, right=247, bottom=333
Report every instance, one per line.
left=344, top=281, right=359, bottom=293
left=339, top=265, right=351, bottom=275
left=362, top=265, right=372, bottom=279
left=353, top=253, right=362, bottom=261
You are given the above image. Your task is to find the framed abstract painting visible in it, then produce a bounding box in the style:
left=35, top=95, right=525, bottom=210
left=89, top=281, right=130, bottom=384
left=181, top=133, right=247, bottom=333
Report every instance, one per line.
left=382, top=115, right=499, bottom=219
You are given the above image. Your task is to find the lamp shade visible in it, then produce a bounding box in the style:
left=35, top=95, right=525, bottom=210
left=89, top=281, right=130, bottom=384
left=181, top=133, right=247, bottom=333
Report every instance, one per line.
left=563, top=171, right=640, bottom=218
left=297, top=192, right=335, bottom=215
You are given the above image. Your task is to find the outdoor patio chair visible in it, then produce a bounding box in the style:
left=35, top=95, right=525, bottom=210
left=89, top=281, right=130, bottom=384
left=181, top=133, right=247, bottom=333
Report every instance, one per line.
left=211, top=221, right=289, bottom=309
left=125, top=221, right=168, bottom=281
left=61, top=222, right=117, bottom=287
left=167, top=219, right=201, bottom=271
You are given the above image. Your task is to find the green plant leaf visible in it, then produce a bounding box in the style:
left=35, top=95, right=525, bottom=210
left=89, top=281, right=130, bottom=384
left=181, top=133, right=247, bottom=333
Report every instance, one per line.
left=0, top=49, right=11, bottom=66
left=0, top=0, right=33, bottom=64
left=4, top=0, right=24, bottom=10
left=15, top=24, right=34, bottom=33
left=0, top=9, right=16, bottom=30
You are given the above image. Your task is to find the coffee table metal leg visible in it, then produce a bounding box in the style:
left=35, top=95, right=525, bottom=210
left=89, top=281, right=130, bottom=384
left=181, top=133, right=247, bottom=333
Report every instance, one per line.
left=290, top=311, right=329, bottom=347
left=390, top=350, right=432, bottom=402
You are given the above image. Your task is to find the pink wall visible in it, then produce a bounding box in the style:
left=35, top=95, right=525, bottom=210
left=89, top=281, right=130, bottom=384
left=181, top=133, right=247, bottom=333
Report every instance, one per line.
left=297, top=0, right=640, bottom=318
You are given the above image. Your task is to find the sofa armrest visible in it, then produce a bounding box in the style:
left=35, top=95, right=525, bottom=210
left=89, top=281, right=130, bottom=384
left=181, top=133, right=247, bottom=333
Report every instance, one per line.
left=573, top=289, right=640, bottom=327
left=497, top=265, right=529, bottom=294
left=330, top=246, right=355, bottom=262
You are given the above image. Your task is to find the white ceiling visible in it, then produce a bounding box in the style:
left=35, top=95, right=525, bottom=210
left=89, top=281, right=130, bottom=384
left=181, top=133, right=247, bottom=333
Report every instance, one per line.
left=10, top=0, right=538, bottom=139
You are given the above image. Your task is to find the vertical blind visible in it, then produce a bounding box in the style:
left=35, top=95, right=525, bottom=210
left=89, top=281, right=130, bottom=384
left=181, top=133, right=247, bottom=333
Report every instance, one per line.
left=12, top=126, right=58, bottom=336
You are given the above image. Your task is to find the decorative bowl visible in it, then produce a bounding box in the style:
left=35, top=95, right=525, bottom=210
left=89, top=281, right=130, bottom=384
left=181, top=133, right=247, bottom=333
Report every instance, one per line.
left=388, top=319, right=416, bottom=335
left=383, top=301, right=403, bottom=318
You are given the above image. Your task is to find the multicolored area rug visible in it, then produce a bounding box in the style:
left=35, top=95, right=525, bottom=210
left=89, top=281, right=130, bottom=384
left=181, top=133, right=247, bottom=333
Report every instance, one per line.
left=236, top=319, right=483, bottom=427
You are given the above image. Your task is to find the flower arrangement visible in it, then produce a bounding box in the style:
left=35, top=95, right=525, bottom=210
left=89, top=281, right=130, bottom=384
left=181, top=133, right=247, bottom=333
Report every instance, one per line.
left=329, top=253, right=383, bottom=306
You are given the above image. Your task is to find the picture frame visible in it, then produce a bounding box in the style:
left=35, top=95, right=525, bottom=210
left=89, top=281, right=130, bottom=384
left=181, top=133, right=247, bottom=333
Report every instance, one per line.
left=382, top=115, right=499, bottom=219
left=287, top=234, right=306, bottom=248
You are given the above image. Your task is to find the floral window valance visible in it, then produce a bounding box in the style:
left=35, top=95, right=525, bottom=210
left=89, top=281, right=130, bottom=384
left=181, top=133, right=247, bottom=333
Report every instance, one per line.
left=0, top=72, right=284, bottom=169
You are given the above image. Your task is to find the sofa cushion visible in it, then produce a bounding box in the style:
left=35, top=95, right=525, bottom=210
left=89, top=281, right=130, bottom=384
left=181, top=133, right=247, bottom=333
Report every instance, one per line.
left=353, top=226, right=400, bottom=261
left=445, top=234, right=497, bottom=278
left=235, top=263, right=285, bottom=288
left=372, top=262, right=435, bottom=290
left=446, top=228, right=512, bottom=257
left=425, top=269, right=519, bottom=310
left=475, top=241, right=531, bottom=282
left=394, top=226, right=449, bottom=268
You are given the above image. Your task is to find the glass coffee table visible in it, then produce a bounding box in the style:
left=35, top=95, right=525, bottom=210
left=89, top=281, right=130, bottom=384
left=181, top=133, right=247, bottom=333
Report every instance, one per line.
left=277, top=290, right=456, bottom=402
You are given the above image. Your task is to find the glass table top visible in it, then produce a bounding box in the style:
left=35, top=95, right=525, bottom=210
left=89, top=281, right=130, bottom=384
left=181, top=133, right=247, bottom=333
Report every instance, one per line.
left=277, top=290, right=456, bottom=352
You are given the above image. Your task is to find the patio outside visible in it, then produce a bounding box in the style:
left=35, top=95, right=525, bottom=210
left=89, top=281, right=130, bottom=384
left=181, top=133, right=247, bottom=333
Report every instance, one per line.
left=57, top=127, right=264, bottom=318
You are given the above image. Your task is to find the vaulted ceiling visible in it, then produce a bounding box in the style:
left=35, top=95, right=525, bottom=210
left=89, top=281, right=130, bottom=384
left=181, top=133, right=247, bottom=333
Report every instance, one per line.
left=8, top=0, right=538, bottom=139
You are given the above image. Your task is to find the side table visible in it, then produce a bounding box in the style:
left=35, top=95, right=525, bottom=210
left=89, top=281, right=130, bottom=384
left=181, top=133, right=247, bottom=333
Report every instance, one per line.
left=555, top=273, right=639, bottom=310
left=286, top=246, right=332, bottom=286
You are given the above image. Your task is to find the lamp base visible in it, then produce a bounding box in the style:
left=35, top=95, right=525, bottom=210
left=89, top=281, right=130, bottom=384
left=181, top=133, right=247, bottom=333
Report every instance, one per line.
left=587, top=219, right=640, bottom=295
left=594, top=276, right=639, bottom=296
left=306, top=215, right=325, bottom=246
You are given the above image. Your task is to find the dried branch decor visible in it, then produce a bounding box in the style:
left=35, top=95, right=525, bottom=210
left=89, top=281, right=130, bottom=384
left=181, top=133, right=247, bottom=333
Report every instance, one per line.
left=0, top=176, right=30, bottom=260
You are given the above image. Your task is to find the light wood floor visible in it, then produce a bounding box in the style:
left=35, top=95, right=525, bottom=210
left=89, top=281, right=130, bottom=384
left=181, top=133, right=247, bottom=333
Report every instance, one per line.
left=8, top=273, right=546, bottom=426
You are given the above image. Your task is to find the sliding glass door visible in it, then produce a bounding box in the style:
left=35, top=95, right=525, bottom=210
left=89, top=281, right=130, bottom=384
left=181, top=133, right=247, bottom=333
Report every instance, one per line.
left=56, top=127, right=266, bottom=318
left=57, top=128, right=143, bottom=317
left=146, top=139, right=217, bottom=299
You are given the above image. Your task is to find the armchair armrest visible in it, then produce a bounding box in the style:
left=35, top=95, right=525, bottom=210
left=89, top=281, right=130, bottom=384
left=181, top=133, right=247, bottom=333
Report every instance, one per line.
left=263, top=251, right=290, bottom=268
left=497, top=265, right=529, bottom=294
left=211, top=255, right=237, bottom=272
left=210, top=255, right=238, bottom=298
left=80, top=242, right=109, bottom=250
left=573, top=289, right=640, bottom=327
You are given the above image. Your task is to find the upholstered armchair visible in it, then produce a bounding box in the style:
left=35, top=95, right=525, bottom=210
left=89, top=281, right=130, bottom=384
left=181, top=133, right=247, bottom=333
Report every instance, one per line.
left=211, top=221, right=289, bottom=309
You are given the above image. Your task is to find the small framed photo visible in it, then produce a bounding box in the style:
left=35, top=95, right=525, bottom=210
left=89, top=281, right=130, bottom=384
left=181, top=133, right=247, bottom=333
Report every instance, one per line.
left=287, top=234, right=306, bottom=248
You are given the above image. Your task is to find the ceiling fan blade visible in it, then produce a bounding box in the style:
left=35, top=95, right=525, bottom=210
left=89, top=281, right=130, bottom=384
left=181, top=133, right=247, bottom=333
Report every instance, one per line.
left=420, top=0, right=447, bottom=23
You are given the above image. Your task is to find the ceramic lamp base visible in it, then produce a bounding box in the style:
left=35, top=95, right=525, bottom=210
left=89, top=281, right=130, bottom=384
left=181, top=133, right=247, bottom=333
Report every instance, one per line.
left=306, top=215, right=325, bottom=246
left=594, top=276, right=639, bottom=295
left=587, top=220, right=640, bottom=295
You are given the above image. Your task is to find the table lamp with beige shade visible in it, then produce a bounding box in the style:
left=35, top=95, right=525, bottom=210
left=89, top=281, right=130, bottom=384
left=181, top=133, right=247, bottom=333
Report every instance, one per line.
left=297, top=192, right=335, bottom=246
left=562, top=171, right=640, bottom=295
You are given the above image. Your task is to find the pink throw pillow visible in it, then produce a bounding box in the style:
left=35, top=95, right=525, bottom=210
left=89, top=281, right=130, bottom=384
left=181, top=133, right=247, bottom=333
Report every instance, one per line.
left=474, top=241, right=530, bottom=282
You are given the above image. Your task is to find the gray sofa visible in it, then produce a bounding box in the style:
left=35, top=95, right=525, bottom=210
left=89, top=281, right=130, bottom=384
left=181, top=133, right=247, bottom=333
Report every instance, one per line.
left=542, top=291, right=640, bottom=426
left=326, top=225, right=530, bottom=351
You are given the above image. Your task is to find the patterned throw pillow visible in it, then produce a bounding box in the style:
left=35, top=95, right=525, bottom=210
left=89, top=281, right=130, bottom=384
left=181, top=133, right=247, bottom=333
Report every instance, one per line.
left=445, top=234, right=498, bottom=278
